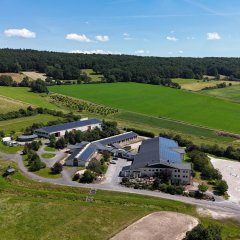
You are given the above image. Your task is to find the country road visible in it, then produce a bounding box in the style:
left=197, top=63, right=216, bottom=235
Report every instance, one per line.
left=1, top=151, right=240, bottom=221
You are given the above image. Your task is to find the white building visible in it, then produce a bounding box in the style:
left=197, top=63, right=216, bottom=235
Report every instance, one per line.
left=34, top=118, right=102, bottom=138
left=121, top=137, right=192, bottom=185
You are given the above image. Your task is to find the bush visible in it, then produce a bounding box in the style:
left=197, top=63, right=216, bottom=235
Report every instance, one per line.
left=80, top=170, right=96, bottom=183
left=184, top=224, right=222, bottom=240
left=215, top=180, right=228, bottom=195
left=27, top=152, right=46, bottom=171
left=51, top=162, right=63, bottom=174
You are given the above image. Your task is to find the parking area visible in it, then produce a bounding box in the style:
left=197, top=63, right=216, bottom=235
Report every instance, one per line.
left=210, top=156, right=240, bottom=203
left=101, top=158, right=131, bottom=187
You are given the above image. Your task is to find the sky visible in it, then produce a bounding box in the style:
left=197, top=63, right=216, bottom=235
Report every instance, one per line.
left=0, top=0, right=240, bottom=57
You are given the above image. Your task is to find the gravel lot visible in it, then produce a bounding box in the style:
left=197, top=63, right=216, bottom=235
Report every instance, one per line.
left=210, top=156, right=240, bottom=204
left=111, top=212, right=198, bottom=240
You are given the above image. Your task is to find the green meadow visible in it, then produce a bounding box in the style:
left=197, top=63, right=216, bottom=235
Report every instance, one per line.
left=0, top=114, right=61, bottom=135
left=0, top=160, right=239, bottom=240
left=49, top=83, right=240, bottom=133
left=0, top=87, right=59, bottom=110
left=202, top=85, right=240, bottom=103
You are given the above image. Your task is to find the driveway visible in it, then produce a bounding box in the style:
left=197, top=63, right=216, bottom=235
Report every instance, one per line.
left=1, top=151, right=240, bottom=221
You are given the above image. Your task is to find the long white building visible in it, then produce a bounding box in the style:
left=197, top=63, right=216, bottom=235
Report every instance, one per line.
left=34, top=118, right=102, bottom=138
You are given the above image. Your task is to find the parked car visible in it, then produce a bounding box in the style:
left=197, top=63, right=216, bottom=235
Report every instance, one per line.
left=110, top=160, right=116, bottom=164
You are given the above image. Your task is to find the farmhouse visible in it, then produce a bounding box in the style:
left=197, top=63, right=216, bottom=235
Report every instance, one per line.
left=122, top=137, right=192, bottom=185
left=34, top=118, right=102, bottom=138
left=65, top=131, right=138, bottom=167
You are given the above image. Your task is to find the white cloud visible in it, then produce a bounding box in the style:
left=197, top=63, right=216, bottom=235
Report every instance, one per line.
left=178, top=50, right=183, bottom=54
left=66, top=33, right=91, bottom=42
left=95, top=35, right=110, bottom=42
left=135, top=50, right=145, bottom=54
left=207, top=32, right=221, bottom=40
left=69, top=49, right=120, bottom=55
left=123, top=33, right=133, bottom=40
left=4, top=28, right=36, bottom=38
left=166, top=36, right=178, bottom=41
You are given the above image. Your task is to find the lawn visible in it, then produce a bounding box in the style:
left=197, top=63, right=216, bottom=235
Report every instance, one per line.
left=41, top=153, right=56, bottom=159
left=0, top=114, right=62, bottom=135
left=0, top=160, right=239, bottom=240
left=49, top=83, right=240, bottom=133
left=202, top=85, right=240, bottom=103
left=0, top=142, right=23, bottom=154
left=172, top=78, right=240, bottom=91
left=82, top=69, right=104, bottom=82
left=0, top=87, right=59, bottom=110
left=0, top=96, right=28, bottom=113
left=33, top=167, right=61, bottom=179
left=44, top=146, right=56, bottom=152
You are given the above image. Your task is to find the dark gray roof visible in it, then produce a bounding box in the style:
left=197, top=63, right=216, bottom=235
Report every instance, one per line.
left=68, top=141, right=89, bottom=150
left=36, top=119, right=102, bottom=134
left=66, top=131, right=138, bottom=163
left=17, top=134, right=38, bottom=140
left=130, top=137, right=186, bottom=170
left=97, top=132, right=138, bottom=145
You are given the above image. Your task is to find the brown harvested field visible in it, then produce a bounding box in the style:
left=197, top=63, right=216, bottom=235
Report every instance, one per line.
left=111, top=211, right=198, bottom=240
left=0, top=96, right=28, bottom=113
left=22, top=71, right=47, bottom=80
left=183, top=81, right=240, bottom=91
left=0, top=73, right=25, bottom=83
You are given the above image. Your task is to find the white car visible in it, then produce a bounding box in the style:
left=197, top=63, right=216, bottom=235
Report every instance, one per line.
left=110, top=160, right=116, bottom=164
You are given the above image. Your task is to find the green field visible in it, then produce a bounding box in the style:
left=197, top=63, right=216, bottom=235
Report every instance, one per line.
left=82, top=69, right=104, bottom=82
left=0, top=160, right=239, bottom=240
left=202, top=85, right=240, bottom=103
left=0, top=114, right=62, bottom=135
left=0, top=96, right=28, bottom=113
left=49, top=83, right=240, bottom=133
left=0, top=87, right=59, bottom=110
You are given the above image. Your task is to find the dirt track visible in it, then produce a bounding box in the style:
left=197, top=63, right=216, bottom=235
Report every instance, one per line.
left=111, top=211, right=198, bottom=240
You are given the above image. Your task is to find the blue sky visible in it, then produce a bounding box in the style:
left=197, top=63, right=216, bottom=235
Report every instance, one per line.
left=1, top=0, right=240, bottom=57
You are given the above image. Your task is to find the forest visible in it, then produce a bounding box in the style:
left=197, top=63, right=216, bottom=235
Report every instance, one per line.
left=0, top=48, right=240, bottom=86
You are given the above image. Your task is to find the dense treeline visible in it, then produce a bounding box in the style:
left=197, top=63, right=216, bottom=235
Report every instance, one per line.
left=1, top=49, right=240, bottom=87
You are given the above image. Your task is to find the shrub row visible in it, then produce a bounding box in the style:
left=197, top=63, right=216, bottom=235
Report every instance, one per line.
left=123, top=127, right=155, bottom=138
left=49, top=94, right=118, bottom=116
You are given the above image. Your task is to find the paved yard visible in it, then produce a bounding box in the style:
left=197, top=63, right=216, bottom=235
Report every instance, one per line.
left=210, top=156, right=240, bottom=204
left=111, top=211, right=198, bottom=240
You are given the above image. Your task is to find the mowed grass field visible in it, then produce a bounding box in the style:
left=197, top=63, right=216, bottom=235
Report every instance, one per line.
left=0, top=160, right=239, bottom=240
left=202, top=85, right=240, bottom=103
left=82, top=69, right=104, bottom=82
left=49, top=83, right=240, bottom=133
left=0, top=87, right=59, bottom=110
left=0, top=96, right=28, bottom=113
left=0, top=114, right=61, bottom=135
left=172, top=78, right=240, bottom=91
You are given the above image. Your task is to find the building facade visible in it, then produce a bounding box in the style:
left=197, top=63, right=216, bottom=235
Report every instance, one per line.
left=122, top=137, right=192, bottom=185
left=34, top=118, right=102, bottom=138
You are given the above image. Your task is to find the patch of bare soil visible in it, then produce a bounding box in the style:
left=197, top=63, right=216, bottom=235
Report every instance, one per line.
left=111, top=211, right=198, bottom=240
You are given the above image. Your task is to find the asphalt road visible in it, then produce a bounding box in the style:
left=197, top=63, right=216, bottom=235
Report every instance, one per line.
left=1, top=151, right=240, bottom=220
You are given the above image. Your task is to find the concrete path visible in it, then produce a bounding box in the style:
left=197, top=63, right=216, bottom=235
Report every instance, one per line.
left=1, top=151, right=240, bottom=221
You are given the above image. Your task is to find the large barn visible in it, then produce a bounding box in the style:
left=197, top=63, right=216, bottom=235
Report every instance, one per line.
left=65, top=131, right=138, bottom=167
left=34, top=118, right=102, bottom=138
left=121, top=137, right=192, bottom=185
